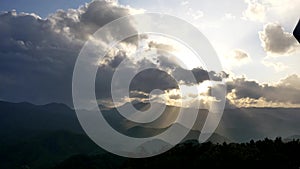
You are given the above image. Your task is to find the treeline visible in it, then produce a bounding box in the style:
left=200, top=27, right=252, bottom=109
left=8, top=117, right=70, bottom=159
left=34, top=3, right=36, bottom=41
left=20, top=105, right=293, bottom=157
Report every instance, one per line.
left=54, top=138, right=300, bottom=169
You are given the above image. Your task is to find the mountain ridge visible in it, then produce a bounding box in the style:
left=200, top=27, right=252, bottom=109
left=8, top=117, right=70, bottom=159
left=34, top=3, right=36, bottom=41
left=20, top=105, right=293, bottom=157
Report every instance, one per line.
left=1, top=100, right=300, bottom=143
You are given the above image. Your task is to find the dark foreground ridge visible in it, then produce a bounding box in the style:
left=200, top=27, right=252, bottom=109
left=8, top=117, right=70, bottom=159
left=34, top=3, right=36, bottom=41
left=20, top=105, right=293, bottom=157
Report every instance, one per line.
left=2, top=130, right=300, bottom=169
left=53, top=138, right=300, bottom=169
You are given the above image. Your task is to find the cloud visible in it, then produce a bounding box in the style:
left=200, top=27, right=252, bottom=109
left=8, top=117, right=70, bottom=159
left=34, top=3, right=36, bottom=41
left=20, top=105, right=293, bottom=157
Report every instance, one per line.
left=223, top=13, right=236, bottom=20
left=0, top=1, right=227, bottom=108
left=49, top=0, right=134, bottom=42
left=262, top=0, right=300, bottom=26
left=94, top=49, right=228, bottom=107
left=259, top=23, right=298, bottom=55
left=0, top=11, right=78, bottom=106
left=0, top=1, right=137, bottom=106
left=180, top=1, right=189, bottom=6
left=243, top=0, right=266, bottom=22
left=223, top=49, right=251, bottom=68
left=96, top=52, right=179, bottom=103
left=172, top=67, right=227, bottom=84
left=168, top=94, right=181, bottom=100
left=186, top=8, right=204, bottom=20
left=102, top=50, right=127, bottom=68
left=156, top=55, right=183, bottom=69
left=148, top=41, right=175, bottom=52
left=229, top=49, right=249, bottom=60
left=226, top=91, right=300, bottom=108
left=129, top=68, right=178, bottom=93
left=278, top=74, right=300, bottom=90
left=99, top=54, right=227, bottom=101
left=227, top=74, right=300, bottom=107
left=262, top=60, right=287, bottom=72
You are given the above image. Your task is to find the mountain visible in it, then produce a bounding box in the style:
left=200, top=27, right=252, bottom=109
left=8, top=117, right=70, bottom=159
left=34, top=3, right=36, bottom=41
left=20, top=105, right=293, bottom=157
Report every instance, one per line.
left=0, top=130, right=105, bottom=169
left=52, top=138, right=300, bottom=169
left=283, top=135, right=300, bottom=142
left=102, top=102, right=300, bottom=143
left=1, top=101, right=300, bottom=168
left=0, top=101, right=84, bottom=144
left=206, top=133, right=232, bottom=143
left=101, top=102, right=182, bottom=136
left=0, top=101, right=109, bottom=169
left=102, top=102, right=209, bottom=138
left=216, top=107, right=300, bottom=142
left=52, top=153, right=125, bottom=169
left=1, top=100, right=300, bottom=144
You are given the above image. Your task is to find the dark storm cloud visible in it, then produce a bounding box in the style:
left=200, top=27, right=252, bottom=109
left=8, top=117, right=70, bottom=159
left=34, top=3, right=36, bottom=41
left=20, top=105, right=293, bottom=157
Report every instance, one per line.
left=0, top=6, right=218, bottom=106
left=172, top=67, right=228, bottom=84
left=0, top=1, right=134, bottom=106
left=0, top=10, right=79, bottom=106
left=95, top=57, right=179, bottom=100
left=94, top=52, right=228, bottom=103
left=103, top=50, right=127, bottom=68
left=129, top=68, right=178, bottom=93
left=227, top=75, right=300, bottom=104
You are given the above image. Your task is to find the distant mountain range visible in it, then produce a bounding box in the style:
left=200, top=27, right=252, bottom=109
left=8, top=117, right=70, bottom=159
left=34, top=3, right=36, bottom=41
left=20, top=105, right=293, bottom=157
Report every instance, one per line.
left=1, top=100, right=300, bottom=168
left=0, top=101, right=84, bottom=145
left=0, top=130, right=104, bottom=169
left=216, top=107, right=300, bottom=142
left=100, top=101, right=300, bottom=142
left=1, top=100, right=300, bottom=144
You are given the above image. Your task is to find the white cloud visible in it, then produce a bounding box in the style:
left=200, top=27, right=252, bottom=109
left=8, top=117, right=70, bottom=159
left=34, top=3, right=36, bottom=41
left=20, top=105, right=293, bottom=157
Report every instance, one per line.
left=226, top=74, right=300, bottom=107
left=223, top=13, right=236, bottom=20
left=223, top=49, right=252, bottom=69
left=262, top=0, right=300, bottom=26
left=243, top=0, right=266, bottom=22
left=278, top=74, right=300, bottom=90
left=227, top=90, right=300, bottom=108
left=259, top=23, right=299, bottom=55
left=181, top=1, right=189, bottom=6
left=186, top=8, right=204, bottom=20
left=262, top=59, right=288, bottom=72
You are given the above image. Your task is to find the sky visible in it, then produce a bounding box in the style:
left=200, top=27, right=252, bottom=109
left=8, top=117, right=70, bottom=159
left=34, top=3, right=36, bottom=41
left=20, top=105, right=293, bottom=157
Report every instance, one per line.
left=117, top=0, right=300, bottom=83
left=0, top=0, right=299, bottom=82
left=0, top=0, right=299, bottom=108
left=0, top=0, right=89, bottom=18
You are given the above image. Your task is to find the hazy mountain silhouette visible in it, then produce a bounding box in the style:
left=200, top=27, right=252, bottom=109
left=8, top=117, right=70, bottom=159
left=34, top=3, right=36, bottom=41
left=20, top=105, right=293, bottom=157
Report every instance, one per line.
left=0, top=101, right=84, bottom=145
left=216, top=107, right=300, bottom=142
left=1, top=101, right=300, bottom=169
left=0, top=131, right=104, bottom=169
left=1, top=101, right=300, bottom=144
